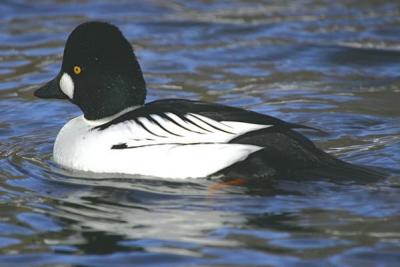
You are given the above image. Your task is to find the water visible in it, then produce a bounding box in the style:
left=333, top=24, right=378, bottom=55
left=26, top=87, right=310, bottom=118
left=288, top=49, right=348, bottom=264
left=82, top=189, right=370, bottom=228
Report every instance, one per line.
left=0, top=0, right=399, bottom=266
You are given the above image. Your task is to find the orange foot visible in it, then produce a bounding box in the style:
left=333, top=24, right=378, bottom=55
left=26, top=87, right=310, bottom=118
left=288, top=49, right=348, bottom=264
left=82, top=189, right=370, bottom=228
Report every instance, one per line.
left=208, top=178, right=248, bottom=194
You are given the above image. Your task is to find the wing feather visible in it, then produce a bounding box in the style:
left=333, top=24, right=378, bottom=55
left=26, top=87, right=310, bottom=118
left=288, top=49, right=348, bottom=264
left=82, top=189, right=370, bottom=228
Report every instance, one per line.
left=105, top=112, right=269, bottom=149
left=93, top=99, right=315, bottom=150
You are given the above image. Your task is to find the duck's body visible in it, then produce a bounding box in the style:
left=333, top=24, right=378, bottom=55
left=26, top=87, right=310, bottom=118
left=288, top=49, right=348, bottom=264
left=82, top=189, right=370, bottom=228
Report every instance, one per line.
left=54, top=100, right=262, bottom=178
left=53, top=99, right=299, bottom=178
left=35, top=21, right=383, bottom=180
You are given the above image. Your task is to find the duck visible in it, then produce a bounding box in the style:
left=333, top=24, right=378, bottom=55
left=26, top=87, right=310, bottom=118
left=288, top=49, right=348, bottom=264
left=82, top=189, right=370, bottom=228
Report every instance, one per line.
left=34, top=21, right=383, bottom=180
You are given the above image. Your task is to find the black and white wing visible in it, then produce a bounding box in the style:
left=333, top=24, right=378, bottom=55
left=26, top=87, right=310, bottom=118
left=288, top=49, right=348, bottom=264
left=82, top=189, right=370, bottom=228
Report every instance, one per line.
left=92, top=99, right=318, bottom=178
left=94, top=99, right=308, bottom=148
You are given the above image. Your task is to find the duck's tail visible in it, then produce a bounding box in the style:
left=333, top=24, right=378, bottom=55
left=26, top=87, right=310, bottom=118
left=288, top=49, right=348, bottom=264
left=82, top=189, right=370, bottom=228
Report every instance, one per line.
left=294, top=158, right=387, bottom=182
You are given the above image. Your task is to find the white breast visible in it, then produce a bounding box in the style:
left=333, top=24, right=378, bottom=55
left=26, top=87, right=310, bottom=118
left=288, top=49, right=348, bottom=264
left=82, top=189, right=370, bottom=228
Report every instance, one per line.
left=53, top=113, right=270, bottom=179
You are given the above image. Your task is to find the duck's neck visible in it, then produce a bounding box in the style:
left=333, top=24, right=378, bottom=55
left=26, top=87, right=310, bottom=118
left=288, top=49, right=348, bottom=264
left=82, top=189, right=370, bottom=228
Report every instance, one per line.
left=83, top=106, right=140, bottom=126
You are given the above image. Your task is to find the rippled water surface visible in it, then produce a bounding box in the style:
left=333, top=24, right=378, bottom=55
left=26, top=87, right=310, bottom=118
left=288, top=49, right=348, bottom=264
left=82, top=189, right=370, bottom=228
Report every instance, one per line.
left=1, top=1, right=400, bottom=266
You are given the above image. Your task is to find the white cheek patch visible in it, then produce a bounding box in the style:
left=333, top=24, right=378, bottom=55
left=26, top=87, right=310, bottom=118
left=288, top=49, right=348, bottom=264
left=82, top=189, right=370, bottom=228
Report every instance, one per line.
left=59, top=73, right=74, bottom=99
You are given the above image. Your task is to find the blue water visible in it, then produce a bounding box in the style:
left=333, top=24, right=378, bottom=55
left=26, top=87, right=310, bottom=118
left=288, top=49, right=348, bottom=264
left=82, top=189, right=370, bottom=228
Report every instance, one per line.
left=0, top=1, right=399, bottom=266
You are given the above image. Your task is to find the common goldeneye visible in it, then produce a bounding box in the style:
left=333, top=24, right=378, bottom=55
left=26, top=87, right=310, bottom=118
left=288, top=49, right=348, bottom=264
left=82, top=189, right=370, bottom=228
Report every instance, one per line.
left=34, top=21, right=383, bottom=180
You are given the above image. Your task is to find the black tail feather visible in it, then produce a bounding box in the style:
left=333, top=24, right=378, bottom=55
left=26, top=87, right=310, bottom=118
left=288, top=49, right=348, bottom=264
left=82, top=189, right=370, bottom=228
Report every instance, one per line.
left=288, top=122, right=328, bottom=134
left=292, top=160, right=387, bottom=183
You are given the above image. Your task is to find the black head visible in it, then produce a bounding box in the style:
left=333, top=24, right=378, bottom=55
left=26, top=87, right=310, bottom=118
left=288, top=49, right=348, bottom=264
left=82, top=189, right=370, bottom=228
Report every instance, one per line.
left=34, top=21, right=146, bottom=120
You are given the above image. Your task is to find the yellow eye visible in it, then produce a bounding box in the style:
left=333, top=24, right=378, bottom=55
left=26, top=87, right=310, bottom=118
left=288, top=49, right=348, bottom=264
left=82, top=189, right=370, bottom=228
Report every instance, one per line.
left=73, top=66, right=82, bottom=75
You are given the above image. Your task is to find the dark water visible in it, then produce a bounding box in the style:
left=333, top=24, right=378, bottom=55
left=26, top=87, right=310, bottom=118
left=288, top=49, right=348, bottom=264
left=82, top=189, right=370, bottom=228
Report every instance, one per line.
left=0, top=1, right=399, bottom=266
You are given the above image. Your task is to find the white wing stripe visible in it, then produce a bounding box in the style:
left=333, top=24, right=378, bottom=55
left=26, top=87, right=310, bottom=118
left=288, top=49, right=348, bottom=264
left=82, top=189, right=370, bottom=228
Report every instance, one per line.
left=221, top=121, right=272, bottom=132
left=184, top=114, right=224, bottom=134
left=149, top=114, right=185, bottom=136
left=137, top=117, right=169, bottom=137
left=165, top=113, right=209, bottom=134
left=187, top=113, right=234, bottom=133
left=190, top=113, right=232, bottom=129
left=105, top=112, right=273, bottom=148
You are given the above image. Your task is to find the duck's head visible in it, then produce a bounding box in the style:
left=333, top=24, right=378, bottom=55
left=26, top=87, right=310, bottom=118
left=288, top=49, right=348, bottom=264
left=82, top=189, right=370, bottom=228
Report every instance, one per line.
left=34, top=21, right=146, bottom=120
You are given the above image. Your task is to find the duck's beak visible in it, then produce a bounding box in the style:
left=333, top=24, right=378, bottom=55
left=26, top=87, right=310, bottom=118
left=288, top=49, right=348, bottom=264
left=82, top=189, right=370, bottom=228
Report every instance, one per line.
left=34, top=73, right=67, bottom=99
